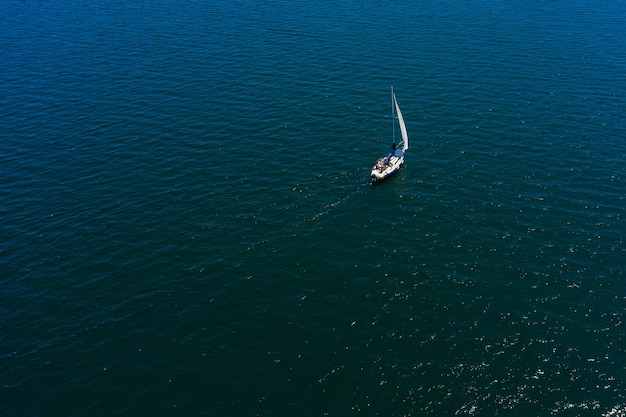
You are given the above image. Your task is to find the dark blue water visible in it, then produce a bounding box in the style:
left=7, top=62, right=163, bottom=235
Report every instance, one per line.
left=2, top=0, right=625, bottom=415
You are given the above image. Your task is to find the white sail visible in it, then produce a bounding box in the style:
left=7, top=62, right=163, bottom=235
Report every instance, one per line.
left=393, top=94, right=409, bottom=151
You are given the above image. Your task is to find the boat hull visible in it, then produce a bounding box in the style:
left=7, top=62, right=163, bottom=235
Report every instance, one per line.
left=370, top=155, right=404, bottom=183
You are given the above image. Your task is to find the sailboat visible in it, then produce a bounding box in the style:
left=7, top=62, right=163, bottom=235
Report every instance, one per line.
left=370, top=87, right=409, bottom=183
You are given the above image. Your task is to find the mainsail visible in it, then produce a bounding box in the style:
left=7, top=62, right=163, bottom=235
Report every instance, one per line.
left=393, top=93, right=409, bottom=152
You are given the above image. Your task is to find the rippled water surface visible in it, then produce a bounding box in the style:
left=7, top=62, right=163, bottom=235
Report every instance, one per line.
left=2, top=0, right=625, bottom=415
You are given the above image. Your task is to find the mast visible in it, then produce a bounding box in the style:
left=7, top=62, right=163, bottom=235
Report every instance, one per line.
left=391, top=86, right=395, bottom=145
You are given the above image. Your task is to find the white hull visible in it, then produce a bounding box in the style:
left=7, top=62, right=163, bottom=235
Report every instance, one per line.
left=370, top=153, right=404, bottom=182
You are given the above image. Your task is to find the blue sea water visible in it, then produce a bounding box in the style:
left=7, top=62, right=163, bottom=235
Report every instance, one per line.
left=1, top=0, right=626, bottom=415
